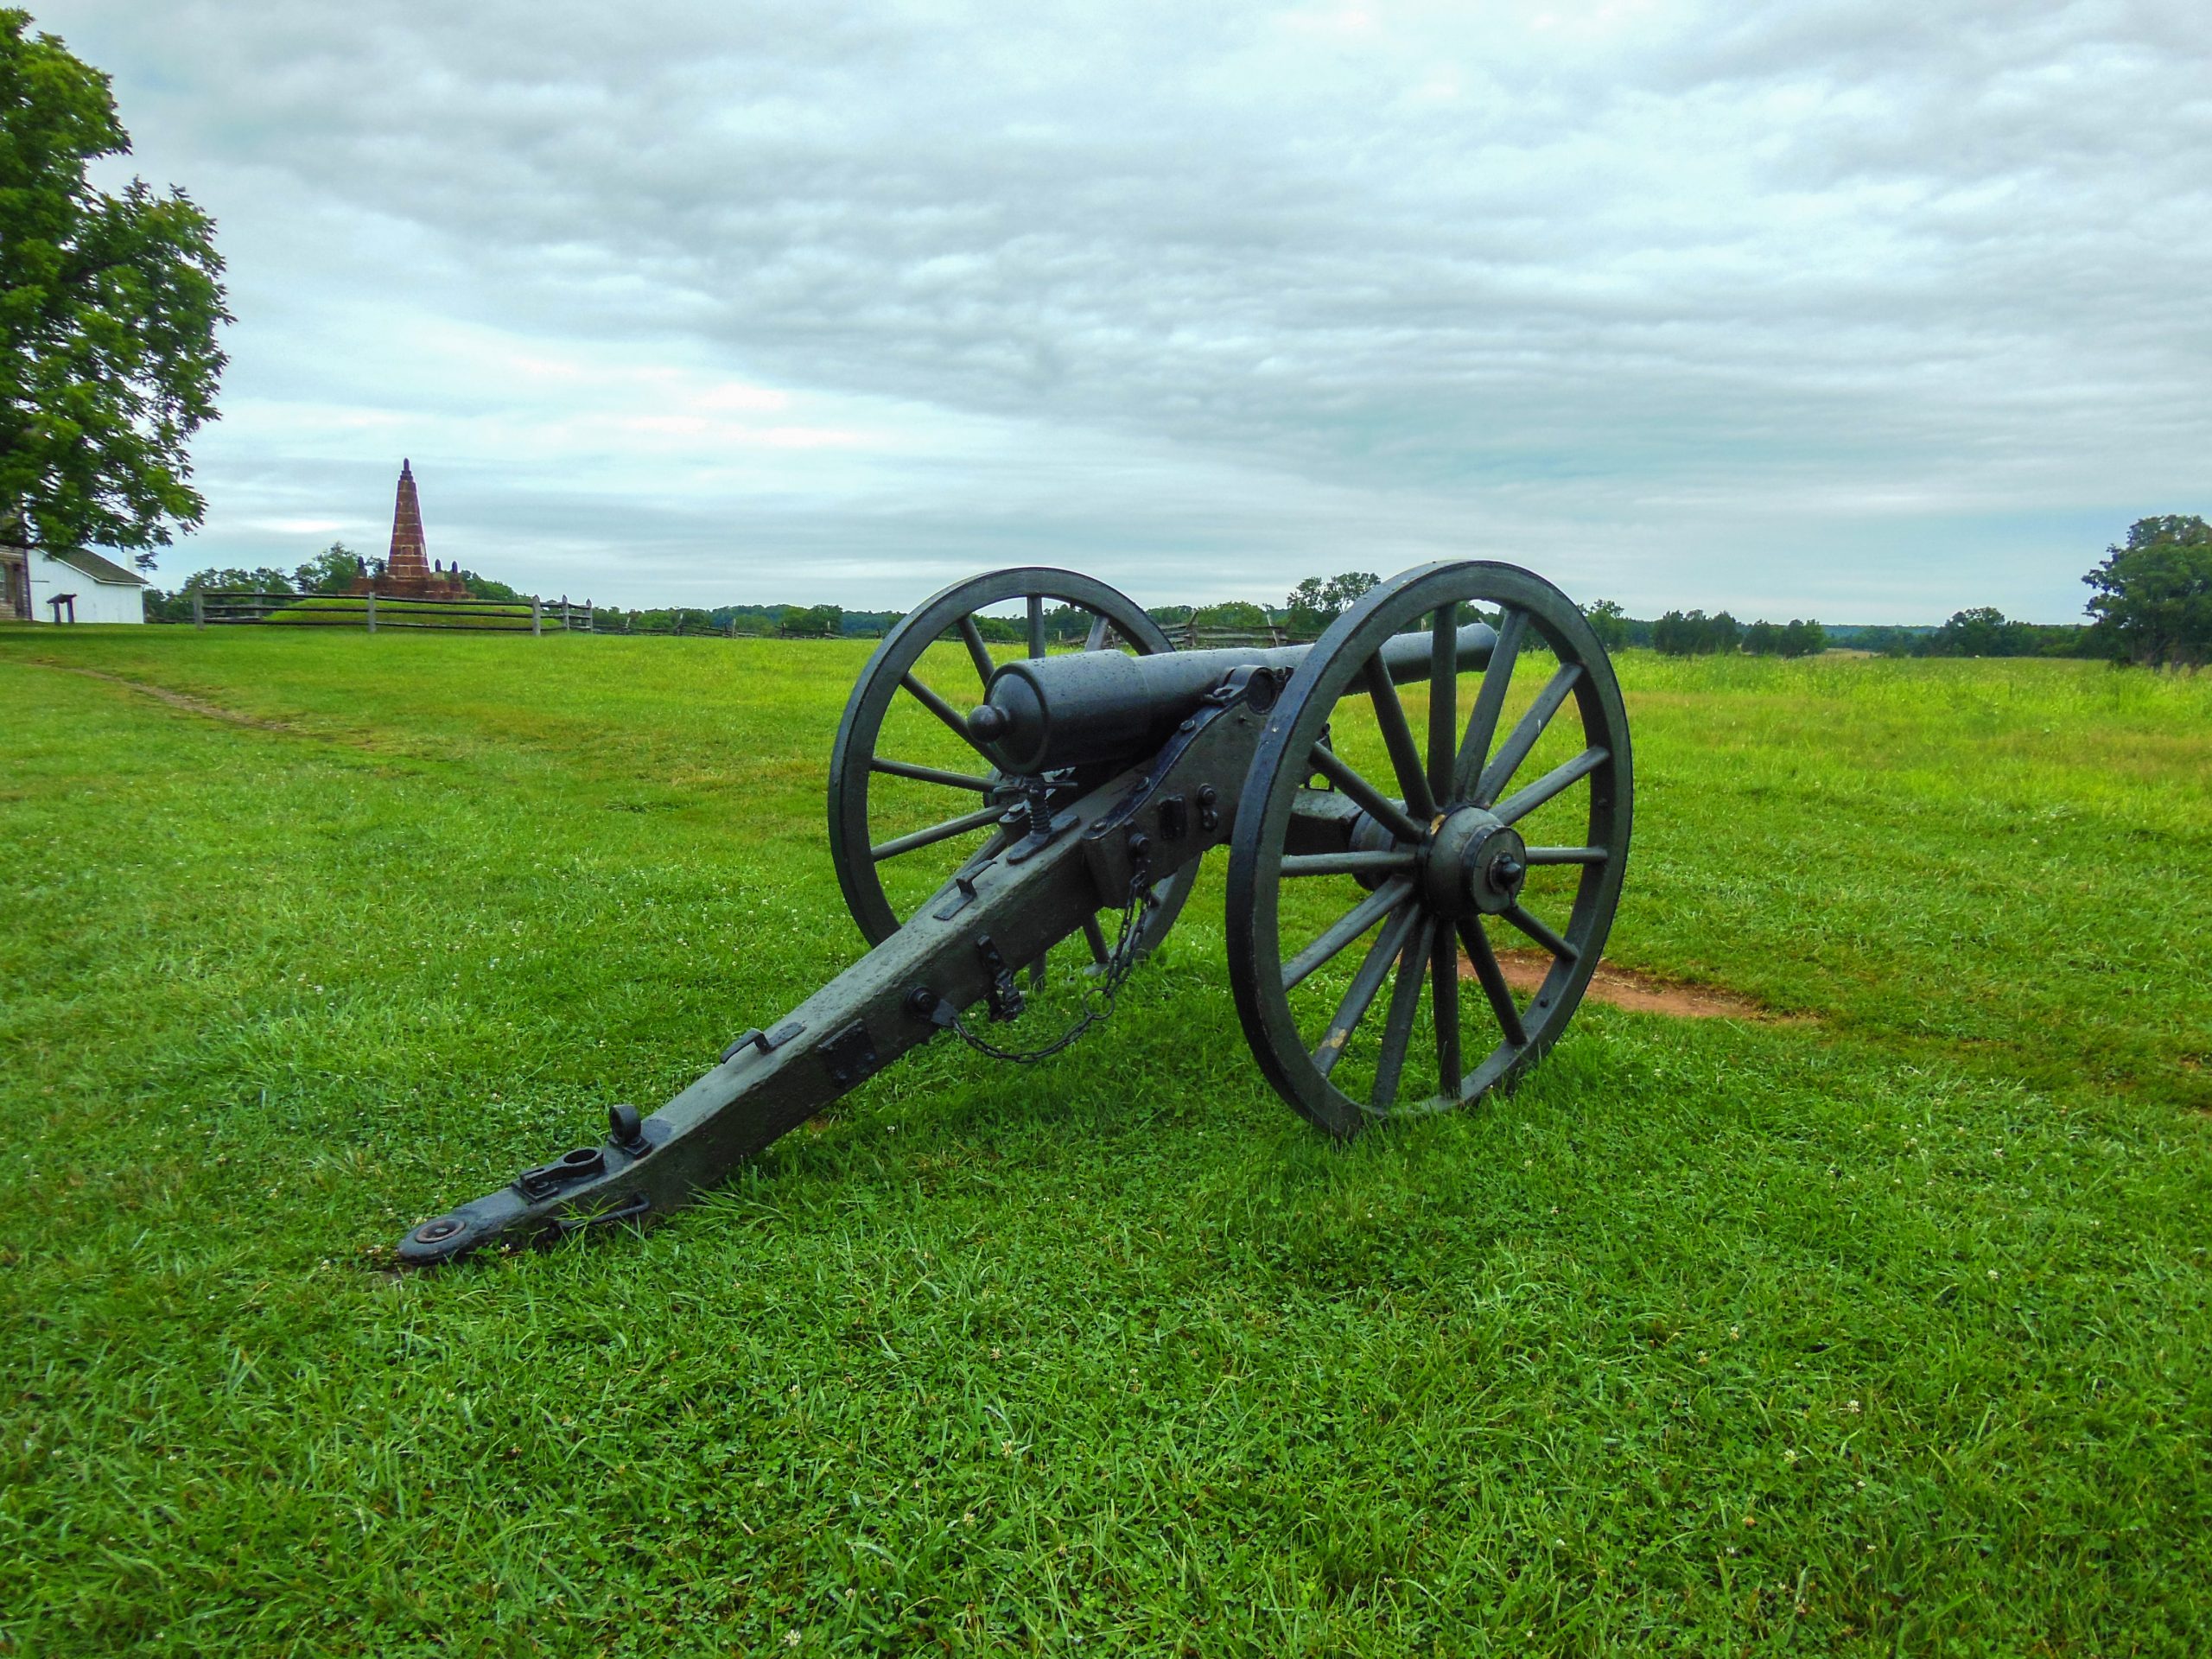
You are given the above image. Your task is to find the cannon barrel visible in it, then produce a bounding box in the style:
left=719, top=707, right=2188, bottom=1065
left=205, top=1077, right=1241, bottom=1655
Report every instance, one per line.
left=969, top=620, right=1498, bottom=774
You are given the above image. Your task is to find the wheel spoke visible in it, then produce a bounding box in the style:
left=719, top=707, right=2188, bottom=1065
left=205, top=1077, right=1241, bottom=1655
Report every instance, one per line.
left=1524, top=845, right=1609, bottom=866
left=1452, top=607, right=1526, bottom=799
left=1361, top=653, right=1435, bottom=819
left=871, top=803, right=1007, bottom=861
left=1503, top=901, right=1578, bottom=961
left=1431, top=924, right=1462, bottom=1099
left=1280, top=850, right=1418, bottom=879
left=956, top=615, right=996, bottom=688
left=1428, top=606, right=1458, bottom=804
left=1313, top=904, right=1419, bottom=1077
left=1370, top=917, right=1433, bottom=1113
left=1027, top=594, right=1046, bottom=659
left=902, top=671, right=987, bottom=753
left=1492, top=745, right=1609, bottom=827
left=1459, top=918, right=1529, bottom=1047
left=1281, top=876, right=1415, bottom=991
left=1307, top=745, right=1427, bottom=846
left=1473, top=663, right=1584, bottom=807
left=870, top=755, right=995, bottom=792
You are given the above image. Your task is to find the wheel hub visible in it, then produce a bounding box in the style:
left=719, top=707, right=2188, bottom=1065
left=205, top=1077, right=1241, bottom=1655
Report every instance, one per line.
left=1422, top=806, right=1527, bottom=919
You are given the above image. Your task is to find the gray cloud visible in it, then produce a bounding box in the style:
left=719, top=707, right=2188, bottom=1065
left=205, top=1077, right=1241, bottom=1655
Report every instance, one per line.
left=36, top=0, right=2212, bottom=618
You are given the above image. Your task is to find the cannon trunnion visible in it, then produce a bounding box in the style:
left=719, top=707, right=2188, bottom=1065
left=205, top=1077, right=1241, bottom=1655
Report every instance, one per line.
left=397, top=560, right=1632, bottom=1266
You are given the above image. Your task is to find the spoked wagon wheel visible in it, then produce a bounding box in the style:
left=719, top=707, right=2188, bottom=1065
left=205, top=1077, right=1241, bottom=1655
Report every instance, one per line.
left=1225, top=561, right=1632, bottom=1136
left=828, top=567, right=1193, bottom=964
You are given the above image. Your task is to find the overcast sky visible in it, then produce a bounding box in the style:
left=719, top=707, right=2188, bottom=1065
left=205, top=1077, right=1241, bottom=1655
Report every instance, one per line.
left=36, top=0, right=2212, bottom=620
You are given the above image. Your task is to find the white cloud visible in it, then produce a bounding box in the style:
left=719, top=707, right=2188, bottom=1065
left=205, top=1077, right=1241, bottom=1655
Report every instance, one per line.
left=36, top=0, right=2212, bottom=619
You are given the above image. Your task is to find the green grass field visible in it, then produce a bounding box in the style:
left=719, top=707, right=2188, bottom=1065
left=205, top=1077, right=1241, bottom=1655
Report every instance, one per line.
left=2, top=626, right=2207, bottom=1656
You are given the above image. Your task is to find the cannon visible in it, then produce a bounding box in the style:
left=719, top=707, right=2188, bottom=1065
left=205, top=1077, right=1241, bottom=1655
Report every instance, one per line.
left=397, top=560, right=1632, bottom=1265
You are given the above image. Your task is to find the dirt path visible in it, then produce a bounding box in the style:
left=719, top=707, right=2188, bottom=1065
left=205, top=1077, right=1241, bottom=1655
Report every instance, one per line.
left=1476, top=948, right=1808, bottom=1022
left=16, top=660, right=305, bottom=734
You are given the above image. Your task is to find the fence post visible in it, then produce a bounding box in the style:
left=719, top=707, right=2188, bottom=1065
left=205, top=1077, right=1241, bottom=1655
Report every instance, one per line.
left=365, top=591, right=377, bottom=634
left=192, top=593, right=205, bottom=630
left=531, top=595, right=543, bottom=637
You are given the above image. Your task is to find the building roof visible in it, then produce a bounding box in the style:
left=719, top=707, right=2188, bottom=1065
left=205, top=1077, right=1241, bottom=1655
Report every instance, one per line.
left=48, top=548, right=149, bottom=587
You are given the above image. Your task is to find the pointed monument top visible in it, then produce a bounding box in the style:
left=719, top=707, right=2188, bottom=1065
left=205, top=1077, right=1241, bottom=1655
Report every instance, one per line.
left=387, top=457, right=429, bottom=582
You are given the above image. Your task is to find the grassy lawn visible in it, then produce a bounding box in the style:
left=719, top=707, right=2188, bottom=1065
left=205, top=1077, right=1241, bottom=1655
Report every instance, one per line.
left=1, top=625, right=2207, bottom=1655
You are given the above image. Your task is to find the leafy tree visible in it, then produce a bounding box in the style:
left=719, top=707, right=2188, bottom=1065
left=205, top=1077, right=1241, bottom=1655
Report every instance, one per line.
left=1583, top=599, right=1628, bottom=650
left=780, top=603, right=843, bottom=638
left=1043, top=602, right=1092, bottom=644
left=141, top=563, right=291, bottom=621
left=1651, top=610, right=1696, bottom=655
left=1283, top=571, right=1380, bottom=633
left=1927, top=606, right=2012, bottom=658
left=1742, top=619, right=1781, bottom=656
left=1921, top=608, right=2085, bottom=659
left=184, top=565, right=292, bottom=593
left=1, top=11, right=229, bottom=566
left=1783, top=619, right=1825, bottom=657
left=1653, top=609, right=1744, bottom=656
left=2082, top=515, right=2212, bottom=668
left=292, top=542, right=361, bottom=594
left=1191, top=600, right=1270, bottom=632
left=451, top=566, right=524, bottom=604
left=1839, top=625, right=1923, bottom=658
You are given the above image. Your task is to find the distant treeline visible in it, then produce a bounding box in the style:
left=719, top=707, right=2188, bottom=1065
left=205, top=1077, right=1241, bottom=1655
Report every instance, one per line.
left=143, top=513, right=2207, bottom=668
left=1583, top=605, right=2093, bottom=659
left=1593, top=607, right=1834, bottom=658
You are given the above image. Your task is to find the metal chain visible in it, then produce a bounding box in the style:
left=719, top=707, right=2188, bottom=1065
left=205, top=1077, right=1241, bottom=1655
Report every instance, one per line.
left=944, top=863, right=1162, bottom=1065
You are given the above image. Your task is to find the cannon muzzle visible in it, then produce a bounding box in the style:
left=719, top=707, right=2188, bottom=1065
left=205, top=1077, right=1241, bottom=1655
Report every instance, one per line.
left=969, top=620, right=1499, bottom=774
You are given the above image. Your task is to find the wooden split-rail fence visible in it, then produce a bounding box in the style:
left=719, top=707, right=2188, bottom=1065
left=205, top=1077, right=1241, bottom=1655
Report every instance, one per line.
left=186, top=592, right=1316, bottom=649
left=190, top=593, right=762, bottom=638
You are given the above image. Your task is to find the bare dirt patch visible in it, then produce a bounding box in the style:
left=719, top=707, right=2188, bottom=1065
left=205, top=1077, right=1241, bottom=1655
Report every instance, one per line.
left=1473, top=948, right=1808, bottom=1022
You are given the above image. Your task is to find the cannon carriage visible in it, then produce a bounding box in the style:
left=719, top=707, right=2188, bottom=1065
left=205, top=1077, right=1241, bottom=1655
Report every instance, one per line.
left=397, top=560, right=1631, bottom=1265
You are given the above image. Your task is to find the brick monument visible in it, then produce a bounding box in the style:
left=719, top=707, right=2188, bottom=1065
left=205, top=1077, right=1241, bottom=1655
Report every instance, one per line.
left=357, top=459, right=470, bottom=599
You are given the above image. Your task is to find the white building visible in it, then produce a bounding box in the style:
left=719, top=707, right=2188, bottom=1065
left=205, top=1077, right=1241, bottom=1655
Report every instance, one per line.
left=1, top=544, right=148, bottom=624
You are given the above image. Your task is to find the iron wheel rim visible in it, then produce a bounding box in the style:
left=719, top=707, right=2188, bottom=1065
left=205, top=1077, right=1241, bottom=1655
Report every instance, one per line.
left=828, top=566, right=1193, bottom=954
left=1225, top=560, right=1633, bottom=1137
